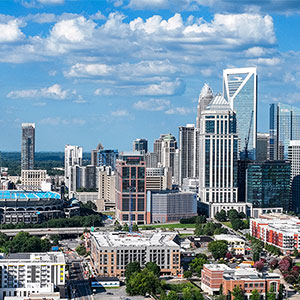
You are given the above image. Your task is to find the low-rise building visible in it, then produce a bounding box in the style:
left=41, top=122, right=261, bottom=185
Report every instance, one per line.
left=250, top=213, right=300, bottom=253
left=189, top=236, right=214, bottom=248
left=21, top=170, right=48, bottom=190
left=90, top=231, right=181, bottom=277
left=214, top=234, right=246, bottom=255
left=0, top=252, right=65, bottom=299
left=201, top=264, right=280, bottom=298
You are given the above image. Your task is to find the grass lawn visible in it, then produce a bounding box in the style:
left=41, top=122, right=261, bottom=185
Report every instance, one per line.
left=179, top=233, right=192, bottom=238
left=222, top=221, right=233, bottom=228
left=141, top=223, right=196, bottom=229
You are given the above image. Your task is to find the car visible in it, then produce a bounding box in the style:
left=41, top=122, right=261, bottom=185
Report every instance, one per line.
left=289, top=286, right=294, bottom=289
left=107, top=292, right=113, bottom=295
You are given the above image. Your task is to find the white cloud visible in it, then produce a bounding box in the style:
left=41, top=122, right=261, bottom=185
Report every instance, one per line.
left=65, top=63, right=113, bottom=77
left=24, top=13, right=57, bottom=23
left=133, top=98, right=170, bottom=111
left=40, top=117, right=86, bottom=126
left=165, top=107, right=192, bottom=115
left=111, top=110, right=129, bottom=117
left=128, top=0, right=168, bottom=9
left=94, top=88, right=113, bottom=96
left=37, top=0, right=64, bottom=4
left=0, top=20, right=24, bottom=43
left=7, top=84, right=74, bottom=100
left=136, top=79, right=184, bottom=96
left=90, top=11, right=106, bottom=20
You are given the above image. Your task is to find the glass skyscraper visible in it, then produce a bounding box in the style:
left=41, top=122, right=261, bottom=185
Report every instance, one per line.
left=269, top=103, right=300, bottom=160
left=223, top=67, right=257, bottom=160
left=246, top=161, right=291, bottom=211
left=21, top=123, right=35, bottom=170
left=97, top=149, right=118, bottom=170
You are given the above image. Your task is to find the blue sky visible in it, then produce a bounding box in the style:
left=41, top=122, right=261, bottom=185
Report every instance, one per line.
left=1, top=0, right=300, bottom=151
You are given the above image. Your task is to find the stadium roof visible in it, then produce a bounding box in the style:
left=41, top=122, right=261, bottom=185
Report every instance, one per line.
left=0, top=191, right=61, bottom=200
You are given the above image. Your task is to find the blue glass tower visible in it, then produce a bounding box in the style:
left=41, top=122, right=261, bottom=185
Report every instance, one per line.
left=97, top=149, right=118, bottom=169
left=223, top=67, right=257, bottom=160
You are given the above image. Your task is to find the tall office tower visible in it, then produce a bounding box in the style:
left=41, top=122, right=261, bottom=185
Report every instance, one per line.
left=91, top=142, right=104, bottom=166
left=145, top=152, right=158, bottom=168
left=269, top=103, right=300, bottom=160
left=179, top=124, right=198, bottom=184
left=196, top=83, right=214, bottom=129
left=288, top=141, right=300, bottom=214
left=64, top=145, right=83, bottom=188
left=198, top=95, right=243, bottom=217
left=153, top=134, right=177, bottom=176
left=246, top=161, right=291, bottom=212
left=116, top=152, right=147, bottom=224
left=21, top=123, right=35, bottom=170
left=96, top=166, right=116, bottom=212
left=223, top=67, right=257, bottom=159
left=97, top=149, right=118, bottom=169
left=133, top=138, right=148, bottom=153
left=256, top=133, right=270, bottom=161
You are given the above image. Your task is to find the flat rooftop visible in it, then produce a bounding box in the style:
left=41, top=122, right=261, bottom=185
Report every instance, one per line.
left=91, top=232, right=180, bottom=248
left=223, top=268, right=280, bottom=281
left=214, top=234, right=245, bottom=243
left=0, top=190, right=61, bottom=200
left=0, top=252, right=65, bottom=264
left=204, top=264, right=231, bottom=271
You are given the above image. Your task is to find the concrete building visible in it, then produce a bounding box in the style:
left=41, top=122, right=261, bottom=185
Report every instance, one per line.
left=198, top=94, right=249, bottom=217
left=133, top=139, right=148, bottom=153
left=223, top=67, right=257, bottom=160
left=250, top=213, right=300, bottom=254
left=21, top=170, right=47, bottom=190
left=145, top=152, right=158, bottom=168
left=181, top=178, right=199, bottom=194
left=90, top=231, right=181, bottom=277
left=196, top=83, right=214, bottom=129
left=201, top=264, right=280, bottom=298
left=91, top=143, right=104, bottom=166
left=146, top=191, right=197, bottom=223
left=115, top=152, right=147, bottom=224
left=256, top=133, right=270, bottom=161
left=288, top=140, right=300, bottom=214
left=0, top=252, right=65, bottom=299
left=21, top=123, right=35, bottom=170
left=96, top=166, right=116, bottom=212
left=146, top=167, right=171, bottom=191
left=73, top=191, right=98, bottom=204
left=214, top=234, right=246, bottom=255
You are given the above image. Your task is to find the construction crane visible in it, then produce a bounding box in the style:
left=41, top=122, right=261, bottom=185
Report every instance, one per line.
left=244, top=110, right=254, bottom=160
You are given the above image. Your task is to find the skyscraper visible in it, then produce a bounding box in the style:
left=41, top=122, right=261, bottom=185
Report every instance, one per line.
left=21, top=123, right=35, bottom=170
left=97, top=149, right=118, bottom=169
left=223, top=67, right=257, bottom=159
left=196, top=83, right=213, bottom=129
left=91, top=142, right=104, bottom=166
left=269, top=103, right=300, bottom=160
left=133, top=139, right=148, bottom=153
left=198, top=95, right=248, bottom=217
left=256, top=133, right=269, bottom=161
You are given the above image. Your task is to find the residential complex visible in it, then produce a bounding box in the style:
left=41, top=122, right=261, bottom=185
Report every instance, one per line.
left=90, top=231, right=181, bottom=277
left=250, top=213, right=300, bottom=253
left=21, top=123, right=35, bottom=170
left=0, top=252, right=65, bottom=299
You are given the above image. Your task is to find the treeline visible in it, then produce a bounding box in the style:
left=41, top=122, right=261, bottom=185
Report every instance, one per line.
left=195, top=222, right=228, bottom=236
left=215, top=209, right=249, bottom=231
left=180, top=215, right=207, bottom=224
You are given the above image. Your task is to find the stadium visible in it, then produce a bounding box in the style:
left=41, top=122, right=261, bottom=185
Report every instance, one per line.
left=0, top=190, right=64, bottom=224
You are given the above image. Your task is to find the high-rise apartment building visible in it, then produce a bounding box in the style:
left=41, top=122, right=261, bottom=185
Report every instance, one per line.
left=179, top=124, right=198, bottom=184
left=256, top=133, right=269, bottom=161
left=115, top=152, right=147, bottom=224
left=91, top=143, right=104, bottom=166
left=246, top=161, right=291, bottom=211
left=198, top=95, right=247, bottom=217
left=223, top=67, right=257, bottom=159
left=133, top=139, right=148, bottom=153
left=269, top=103, right=300, bottom=160
left=97, top=149, right=118, bottom=169
left=288, top=140, right=300, bottom=214
left=64, top=145, right=83, bottom=189
left=145, top=152, right=158, bottom=168
left=196, top=83, right=213, bottom=129
left=21, top=123, right=35, bottom=170
left=153, top=134, right=177, bottom=177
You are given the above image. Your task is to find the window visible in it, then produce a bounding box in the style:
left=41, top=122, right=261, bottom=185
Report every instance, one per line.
left=138, top=167, right=145, bottom=178
left=122, top=167, right=130, bottom=178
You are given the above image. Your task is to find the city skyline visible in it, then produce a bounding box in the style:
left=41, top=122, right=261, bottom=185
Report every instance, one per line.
left=1, top=1, right=300, bottom=151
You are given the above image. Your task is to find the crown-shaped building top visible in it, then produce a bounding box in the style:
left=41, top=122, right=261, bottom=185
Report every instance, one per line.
left=196, top=83, right=214, bottom=129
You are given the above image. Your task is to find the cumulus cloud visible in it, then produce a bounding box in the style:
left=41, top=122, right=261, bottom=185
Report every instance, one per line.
left=111, top=110, right=129, bottom=117
left=136, top=79, right=184, bottom=96
left=65, top=63, right=113, bottom=77
left=165, top=107, right=192, bottom=115
left=0, top=20, right=24, bottom=43
left=133, top=98, right=170, bottom=111
left=7, top=84, right=74, bottom=100
left=94, top=88, right=113, bottom=96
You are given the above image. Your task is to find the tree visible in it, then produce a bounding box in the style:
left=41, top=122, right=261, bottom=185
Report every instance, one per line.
left=125, top=262, right=141, bottom=282
left=250, top=289, right=260, bottom=300
left=145, top=262, right=160, bottom=277
left=252, top=251, right=260, bottom=262
left=215, top=210, right=227, bottom=222
left=184, top=270, right=193, bottom=279
left=228, top=209, right=239, bottom=220
left=166, top=291, right=179, bottom=300
left=189, top=256, right=208, bottom=277
left=132, top=224, right=139, bottom=232
left=278, top=284, right=284, bottom=300
left=266, top=286, right=276, bottom=300
left=196, top=215, right=207, bottom=224
left=231, top=286, right=245, bottom=300
left=231, top=218, right=244, bottom=231
left=208, top=240, right=228, bottom=260
left=75, top=244, right=86, bottom=256
left=50, top=234, right=60, bottom=246
left=278, top=258, right=291, bottom=272
left=238, top=211, right=246, bottom=219
left=182, top=287, right=194, bottom=300
left=269, top=259, right=278, bottom=270
left=294, top=248, right=299, bottom=258
left=122, top=223, right=130, bottom=232
left=254, top=260, right=264, bottom=272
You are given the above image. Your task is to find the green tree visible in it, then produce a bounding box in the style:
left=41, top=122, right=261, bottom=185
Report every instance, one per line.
left=50, top=234, right=60, bottom=246
left=232, top=286, right=245, bottom=300
left=189, top=256, right=208, bottom=277
left=195, top=215, right=207, bottom=224
left=215, top=210, right=227, bottom=222
left=253, top=251, right=260, bottom=262
left=182, top=287, right=194, bottom=300
left=132, top=224, right=139, bottom=232
left=266, top=286, right=276, bottom=300
left=123, top=223, right=130, bottom=232
left=184, top=270, right=193, bottom=279
left=125, top=262, right=141, bottom=282
left=166, top=290, right=179, bottom=300
left=228, top=209, right=239, bottom=220
left=231, top=218, right=244, bottom=231
left=278, top=284, right=284, bottom=300
left=250, top=289, right=260, bottom=300
left=75, top=244, right=86, bottom=256
left=294, top=248, right=299, bottom=258
left=145, top=262, right=160, bottom=277
left=208, top=240, right=228, bottom=260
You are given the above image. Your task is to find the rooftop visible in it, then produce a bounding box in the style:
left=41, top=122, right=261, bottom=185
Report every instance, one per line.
left=91, top=232, right=180, bottom=248
left=0, top=252, right=65, bottom=264
left=214, top=234, right=245, bottom=243
left=0, top=190, right=61, bottom=200
left=204, top=264, right=231, bottom=271
left=223, top=268, right=280, bottom=281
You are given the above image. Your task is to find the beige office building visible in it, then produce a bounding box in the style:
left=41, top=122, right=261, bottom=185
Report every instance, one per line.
left=21, top=170, right=48, bottom=190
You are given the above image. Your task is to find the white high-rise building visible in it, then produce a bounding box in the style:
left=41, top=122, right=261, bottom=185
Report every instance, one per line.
left=64, top=145, right=83, bottom=188
left=196, top=84, right=214, bottom=129
left=199, top=94, right=249, bottom=217
left=223, top=67, right=257, bottom=160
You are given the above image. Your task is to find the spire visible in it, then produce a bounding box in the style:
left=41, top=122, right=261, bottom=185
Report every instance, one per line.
left=196, top=83, right=214, bottom=129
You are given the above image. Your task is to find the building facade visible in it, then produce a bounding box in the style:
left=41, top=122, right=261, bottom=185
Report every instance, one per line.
left=196, top=83, right=214, bottom=129
left=256, top=133, right=269, bottom=161
left=246, top=161, right=291, bottom=211
left=21, top=170, right=48, bottom=190
left=21, top=123, right=35, bottom=170
left=146, top=167, right=171, bottom=191
left=288, top=140, right=300, bottom=214
left=97, top=149, right=118, bottom=170
left=214, top=234, right=246, bottom=255
left=145, top=152, right=158, bottom=168
left=223, top=67, right=257, bottom=160
left=90, top=232, right=181, bottom=277
left=0, top=252, right=65, bottom=299
left=269, top=103, right=300, bottom=160
left=133, top=139, right=148, bottom=153
left=115, top=152, right=147, bottom=224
